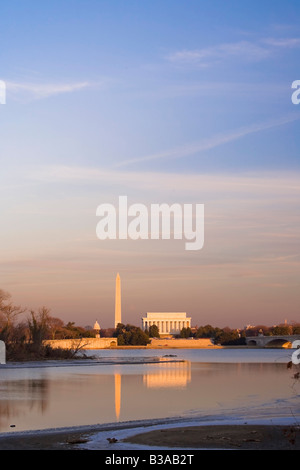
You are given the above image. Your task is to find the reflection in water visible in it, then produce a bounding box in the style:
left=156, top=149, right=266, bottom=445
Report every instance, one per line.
left=0, top=358, right=298, bottom=433
left=115, top=373, right=121, bottom=421
left=0, top=376, right=49, bottom=430
left=143, top=362, right=191, bottom=389
left=116, top=363, right=192, bottom=420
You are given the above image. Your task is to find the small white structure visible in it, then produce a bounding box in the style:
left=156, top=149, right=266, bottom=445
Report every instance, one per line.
left=0, top=341, right=6, bottom=364
left=93, top=320, right=101, bottom=338
left=141, top=312, right=191, bottom=335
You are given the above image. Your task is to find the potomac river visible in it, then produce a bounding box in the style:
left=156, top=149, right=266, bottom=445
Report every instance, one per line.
left=0, top=347, right=298, bottom=439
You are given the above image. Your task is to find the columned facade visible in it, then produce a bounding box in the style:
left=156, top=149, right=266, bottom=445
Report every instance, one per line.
left=141, top=312, right=191, bottom=335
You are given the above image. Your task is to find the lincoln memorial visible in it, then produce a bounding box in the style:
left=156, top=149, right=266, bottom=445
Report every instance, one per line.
left=141, top=312, right=191, bottom=335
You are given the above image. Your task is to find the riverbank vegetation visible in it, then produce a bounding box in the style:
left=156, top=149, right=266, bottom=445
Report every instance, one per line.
left=0, top=290, right=89, bottom=361
left=114, top=323, right=150, bottom=346
left=1, top=289, right=299, bottom=360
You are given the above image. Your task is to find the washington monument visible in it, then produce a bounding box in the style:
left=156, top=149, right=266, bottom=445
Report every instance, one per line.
left=115, top=273, right=121, bottom=328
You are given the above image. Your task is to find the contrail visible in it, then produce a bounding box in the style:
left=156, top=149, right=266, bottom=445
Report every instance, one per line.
left=114, top=114, right=299, bottom=168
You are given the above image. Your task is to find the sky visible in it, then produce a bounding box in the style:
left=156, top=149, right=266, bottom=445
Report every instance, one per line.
left=0, top=0, right=300, bottom=329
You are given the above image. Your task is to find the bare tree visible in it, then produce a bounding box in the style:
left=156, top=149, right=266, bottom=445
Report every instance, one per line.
left=1, top=303, right=26, bottom=328
left=27, top=307, right=51, bottom=349
left=69, top=338, right=89, bottom=358
left=48, top=316, right=64, bottom=340
left=0, top=289, right=11, bottom=327
left=0, top=289, right=11, bottom=304
left=0, top=291, right=26, bottom=342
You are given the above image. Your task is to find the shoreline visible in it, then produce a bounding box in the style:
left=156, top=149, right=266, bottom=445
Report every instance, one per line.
left=0, top=417, right=299, bottom=450
left=45, top=337, right=223, bottom=350
left=123, top=424, right=300, bottom=450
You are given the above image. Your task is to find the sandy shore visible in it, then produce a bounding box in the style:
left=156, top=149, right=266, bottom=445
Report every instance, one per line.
left=0, top=423, right=299, bottom=450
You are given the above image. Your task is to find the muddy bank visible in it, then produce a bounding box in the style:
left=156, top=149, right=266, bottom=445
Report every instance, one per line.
left=123, top=424, right=300, bottom=450
left=0, top=424, right=299, bottom=450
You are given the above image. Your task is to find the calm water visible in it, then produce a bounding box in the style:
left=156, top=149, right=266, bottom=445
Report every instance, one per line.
left=0, top=348, right=298, bottom=433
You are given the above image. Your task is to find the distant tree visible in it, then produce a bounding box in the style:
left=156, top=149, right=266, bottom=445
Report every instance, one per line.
left=6, top=321, right=28, bottom=345
left=214, top=328, right=244, bottom=345
left=114, top=323, right=125, bottom=333
left=195, top=324, right=221, bottom=339
left=244, top=325, right=271, bottom=337
left=82, top=328, right=95, bottom=338
left=292, top=324, right=300, bottom=334
left=114, top=323, right=150, bottom=346
left=27, top=307, right=51, bottom=349
left=271, top=325, right=292, bottom=336
left=149, top=324, right=160, bottom=338
left=117, top=334, right=125, bottom=346
left=100, top=328, right=116, bottom=338
left=0, top=289, right=11, bottom=311
left=180, top=327, right=192, bottom=338
left=48, top=316, right=64, bottom=340
left=0, top=291, right=26, bottom=342
left=131, top=328, right=150, bottom=345
left=0, top=290, right=95, bottom=360
left=61, top=322, right=86, bottom=339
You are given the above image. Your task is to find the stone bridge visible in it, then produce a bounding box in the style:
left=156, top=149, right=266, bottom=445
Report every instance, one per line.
left=245, top=334, right=300, bottom=348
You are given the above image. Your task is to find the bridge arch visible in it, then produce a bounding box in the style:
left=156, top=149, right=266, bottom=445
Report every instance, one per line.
left=245, top=334, right=300, bottom=348
left=265, top=338, right=292, bottom=348
left=247, top=339, right=258, bottom=346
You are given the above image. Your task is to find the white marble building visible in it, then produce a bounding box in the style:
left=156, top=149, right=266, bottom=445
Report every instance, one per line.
left=141, top=312, right=191, bottom=335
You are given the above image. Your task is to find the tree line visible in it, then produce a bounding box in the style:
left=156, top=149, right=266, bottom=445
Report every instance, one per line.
left=108, top=321, right=300, bottom=347
left=192, top=323, right=300, bottom=345
left=0, top=289, right=94, bottom=360
left=1, top=289, right=299, bottom=358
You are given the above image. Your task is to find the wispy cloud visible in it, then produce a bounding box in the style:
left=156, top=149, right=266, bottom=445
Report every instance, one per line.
left=28, top=163, right=300, bottom=199
left=114, top=114, right=300, bottom=168
left=6, top=80, right=92, bottom=101
left=168, top=41, right=270, bottom=65
left=167, top=37, right=300, bottom=66
left=263, top=37, right=300, bottom=47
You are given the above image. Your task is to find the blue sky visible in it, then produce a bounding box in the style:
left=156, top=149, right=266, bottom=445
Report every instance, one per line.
left=0, top=1, right=299, bottom=328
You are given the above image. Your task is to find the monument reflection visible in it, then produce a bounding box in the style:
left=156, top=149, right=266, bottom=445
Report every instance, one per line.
left=114, top=362, right=192, bottom=421
left=0, top=360, right=293, bottom=433
left=143, top=361, right=191, bottom=389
